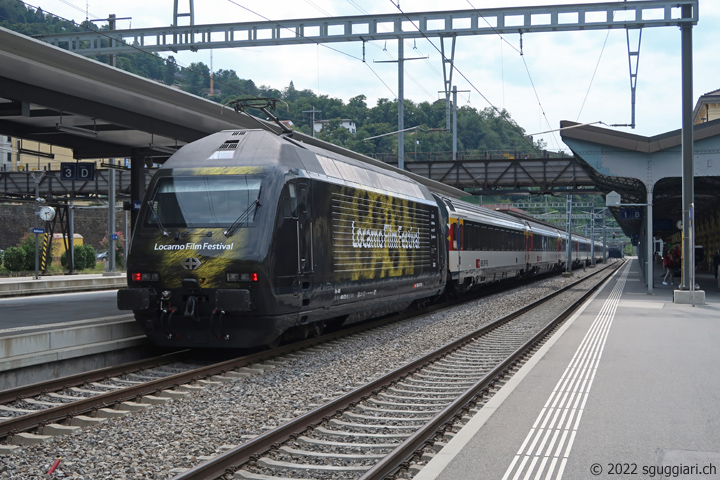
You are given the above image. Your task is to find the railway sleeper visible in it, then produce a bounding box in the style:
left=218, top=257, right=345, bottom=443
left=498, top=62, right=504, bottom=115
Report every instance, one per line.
left=278, top=445, right=386, bottom=460
left=377, top=392, right=455, bottom=402
left=394, top=381, right=469, bottom=391
left=414, top=369, right=487, bottom=378
left=328, top=419, right=418, bottom=431
left=387, top=386, right=466, bottom=396
left=256, top=457, right=370, bottom=472
left=313, top=426, right=411, bottom=440
left=401, top=378, right=478, bottom=387
left=357, top=399, right=444, bottom=413
left=355, top=404, right=441, bottom=416
left=233, top=470, right=306, bottom=480
left=295, top=436, right=397, bottom=450
left=342, top=412, right=433, bottom=427
left=371, top=397, right=450, bottom=407
left=365, top=399, right=447, bottom=411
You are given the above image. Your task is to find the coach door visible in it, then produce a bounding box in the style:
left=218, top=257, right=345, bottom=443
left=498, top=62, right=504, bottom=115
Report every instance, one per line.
left=295, top=181, right=314, bottom=309
left=525, top=225, right=532, bottom=266
left=276, top=180, right=313, bottom=309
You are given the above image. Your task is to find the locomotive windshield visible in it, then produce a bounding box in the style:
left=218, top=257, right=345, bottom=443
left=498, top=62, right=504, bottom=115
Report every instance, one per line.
left=145, top=176, right=263, bottom=228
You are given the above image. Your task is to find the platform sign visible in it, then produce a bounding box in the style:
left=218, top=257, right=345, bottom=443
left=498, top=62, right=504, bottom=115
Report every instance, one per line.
left=620, top=208, right=643, bottom=220
left=77, top=163, right=95, bottom=180
left=653, top=219, right=673, bottom=231
left=31, top=227, right=45, bottom=234
left=60, top=162, right=95, bottom=181
left=60, top=163, right=76, bottom=180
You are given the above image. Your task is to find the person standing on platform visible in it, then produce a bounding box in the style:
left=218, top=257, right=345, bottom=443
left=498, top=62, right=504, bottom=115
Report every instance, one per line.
left=663, top=247, right=675, bottom=286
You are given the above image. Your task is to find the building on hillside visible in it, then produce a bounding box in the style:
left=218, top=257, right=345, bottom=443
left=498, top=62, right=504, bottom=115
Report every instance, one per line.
left=693, top=89, right=720, bottom=124
left=313, top=119, right=357, bottom=134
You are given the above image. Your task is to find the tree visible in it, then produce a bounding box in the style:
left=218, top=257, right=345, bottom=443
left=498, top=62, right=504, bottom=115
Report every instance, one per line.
left=182, top=62, right=211, bottom=96
left=164, top=55, right=178, bottom=85
left=283, top=81, right=300, bottom=102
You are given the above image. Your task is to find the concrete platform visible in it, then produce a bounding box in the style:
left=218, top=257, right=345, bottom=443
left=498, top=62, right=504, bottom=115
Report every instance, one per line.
left=0, top=273, right=127, bottom=298
left=416, top=258, right=720, bottom=480
left=0, top=316, right=149, bottom=390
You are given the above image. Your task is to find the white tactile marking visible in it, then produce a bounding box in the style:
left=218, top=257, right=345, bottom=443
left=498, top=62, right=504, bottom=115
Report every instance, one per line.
left=500, top=264, right=629, bottom=480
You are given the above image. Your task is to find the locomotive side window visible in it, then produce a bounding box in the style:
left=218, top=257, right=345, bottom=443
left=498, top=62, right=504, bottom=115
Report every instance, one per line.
left=298, top=186, right=308, bottom=214
left=145, top=176, right=262, bottom=228
left=285, top=183, right=298, bottom=219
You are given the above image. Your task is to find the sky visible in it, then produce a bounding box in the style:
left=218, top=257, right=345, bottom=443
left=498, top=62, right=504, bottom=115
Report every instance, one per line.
left=22, top=0, right=720, bottom=153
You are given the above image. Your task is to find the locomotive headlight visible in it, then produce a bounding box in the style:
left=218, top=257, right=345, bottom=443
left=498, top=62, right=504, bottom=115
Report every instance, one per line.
left=131, top=272, right=160, bottom=282
left=226, top=273, right=258, bottom=282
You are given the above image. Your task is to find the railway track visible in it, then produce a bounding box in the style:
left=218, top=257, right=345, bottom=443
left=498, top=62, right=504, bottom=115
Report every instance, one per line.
left=172, top=260, right=622, bottom=480
left=0, top=317, right=407, bottom=446
left=0, top=266, right=575, bottom=447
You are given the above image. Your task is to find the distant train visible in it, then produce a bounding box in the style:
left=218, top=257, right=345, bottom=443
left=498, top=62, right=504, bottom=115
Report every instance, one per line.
left=118, top=129, right=603, bottom=348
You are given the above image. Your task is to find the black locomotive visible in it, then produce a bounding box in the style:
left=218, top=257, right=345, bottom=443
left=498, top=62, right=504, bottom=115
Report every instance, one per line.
left=118, top=129, right=602, bottom=348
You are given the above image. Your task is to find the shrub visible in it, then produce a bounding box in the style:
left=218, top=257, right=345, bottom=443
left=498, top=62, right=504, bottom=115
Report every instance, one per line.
left=60, top=245, right=94, bottom=270
left=82, top=244, right=97, bottom=269
left=3, top=246, right=27, bottom=272
left=18, top=233, right=37, bottom=270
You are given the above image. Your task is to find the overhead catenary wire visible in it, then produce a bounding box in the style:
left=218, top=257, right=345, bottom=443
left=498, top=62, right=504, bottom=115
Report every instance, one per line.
left=13, top=0, right=263, bottom=102
left=390, top=0, right=553, bottom=154
left=224, top=0, right=398, bottom=99
left=576, top=29, right=613, bottom=121
left=463, top=0, right=562, bottom=152
left=16, top=0, right=399, bottom=106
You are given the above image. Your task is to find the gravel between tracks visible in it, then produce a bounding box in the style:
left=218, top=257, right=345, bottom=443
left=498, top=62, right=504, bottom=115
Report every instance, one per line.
left=0, top=267, right=611, bottom=479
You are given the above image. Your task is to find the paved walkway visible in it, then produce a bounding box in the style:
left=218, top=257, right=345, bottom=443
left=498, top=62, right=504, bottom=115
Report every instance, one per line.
left=417, top=257, right=720, bottom=480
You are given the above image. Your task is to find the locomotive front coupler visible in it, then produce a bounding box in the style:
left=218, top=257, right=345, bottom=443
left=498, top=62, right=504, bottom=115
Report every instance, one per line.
left=181, top=279, right=202, bottom=321
left=160, top=290, right=172, bottom=311
left=159, top=307, right=178, bottom=340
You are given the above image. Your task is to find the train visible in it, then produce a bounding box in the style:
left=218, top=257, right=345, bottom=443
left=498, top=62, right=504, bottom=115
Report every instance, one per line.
left=117, top=129, right=603, bottom=349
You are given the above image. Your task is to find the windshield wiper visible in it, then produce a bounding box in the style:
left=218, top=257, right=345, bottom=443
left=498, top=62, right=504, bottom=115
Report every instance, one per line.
left=224, top=199, right=261, bottom=237
left=147, top=200, right=169, bottom=236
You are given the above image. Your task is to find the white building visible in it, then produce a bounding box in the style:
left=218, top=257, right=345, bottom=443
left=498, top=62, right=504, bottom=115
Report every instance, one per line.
left=313, top=119, right=356, bottom=134
left=0, top=135, right=12, bottom=171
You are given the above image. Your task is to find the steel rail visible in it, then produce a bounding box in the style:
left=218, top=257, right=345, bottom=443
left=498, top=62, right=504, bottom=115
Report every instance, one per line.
left=0, top=308, right=457, bottom=439
left=360, top=260, right=623, bottom=479
left=172, top=260, right=621, bottom=480
left=0, top=350, right=191, bottom=405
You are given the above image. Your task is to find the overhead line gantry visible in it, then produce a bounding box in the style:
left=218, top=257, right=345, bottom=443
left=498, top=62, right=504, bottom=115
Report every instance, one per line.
left=36, top=1, right=698, bottom=169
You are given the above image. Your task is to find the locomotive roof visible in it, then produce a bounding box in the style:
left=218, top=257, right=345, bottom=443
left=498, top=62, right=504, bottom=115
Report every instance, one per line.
left=160, top=129, right=436, bottom=203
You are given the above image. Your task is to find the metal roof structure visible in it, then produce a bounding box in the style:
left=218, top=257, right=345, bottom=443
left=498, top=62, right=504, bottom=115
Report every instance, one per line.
left=560, top=119, right=720, bottom=238
left=0, top=26, right=465, bottom=201
left=383, top=155, right=597, bottom=195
